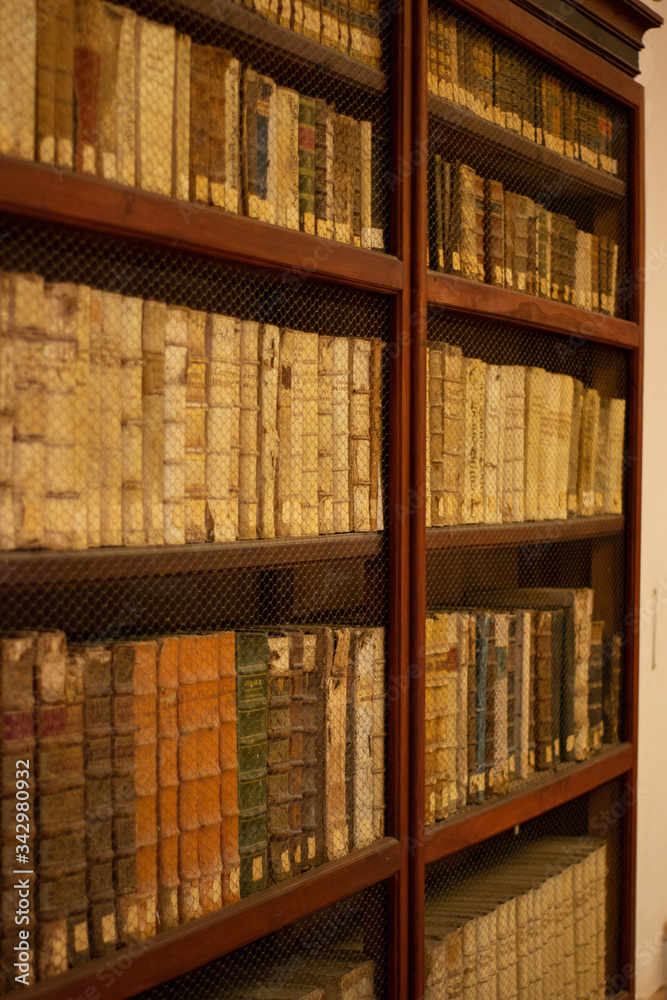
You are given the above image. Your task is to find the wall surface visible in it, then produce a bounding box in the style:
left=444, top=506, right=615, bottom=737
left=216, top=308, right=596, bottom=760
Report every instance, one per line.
left=636, top=17, right=667, bottom=999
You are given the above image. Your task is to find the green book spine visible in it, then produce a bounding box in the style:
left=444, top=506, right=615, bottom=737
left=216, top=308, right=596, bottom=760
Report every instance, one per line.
left=298, top=96, right=316, bottom=236
left=236, top=632, right=269, bottom=897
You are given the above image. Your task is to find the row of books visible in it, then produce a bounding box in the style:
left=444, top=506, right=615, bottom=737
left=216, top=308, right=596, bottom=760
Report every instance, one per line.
left=424, top=588, right=621, bottom=825
left=425, top=837, right=607, bottom=1000
left=228, top=0, right=382, bottom=69
left=426, top=343, right=626, bottom=528
left=222, top=953, right=377, bottom=1000
left=428, top=4, right=619, bottom=176
left=0, top=272, right=385, bottom=552
left=0, top=624, right=385, bottom=985
left=428, top=159, right=620, bottom=316
left=0, top=0, right=384, bottom=249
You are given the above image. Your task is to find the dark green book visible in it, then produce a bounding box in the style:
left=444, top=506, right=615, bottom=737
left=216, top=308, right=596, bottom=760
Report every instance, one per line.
left=236, top=632, right=269, bottom=897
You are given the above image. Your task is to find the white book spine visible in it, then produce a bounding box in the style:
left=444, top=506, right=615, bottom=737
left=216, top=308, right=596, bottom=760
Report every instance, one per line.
left=173, top=33, right=191, bottom=202
left=258, top=324, right=279, bottom=539
left=206, top=314, right=240, bottom=542
left=136, top=18, right=176, bottom=196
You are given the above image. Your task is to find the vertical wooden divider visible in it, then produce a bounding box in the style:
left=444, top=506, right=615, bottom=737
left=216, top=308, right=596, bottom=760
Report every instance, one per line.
left=409, top=0, right=428, bottom=995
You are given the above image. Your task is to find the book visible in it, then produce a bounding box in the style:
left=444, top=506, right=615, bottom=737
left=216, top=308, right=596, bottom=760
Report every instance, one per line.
left=462, top=357, right=485, bottom=524
left=594, top=395, right=611, bottom=516
left=210, top=49, right=240, bottom=211
left=238, top=322, right=260, bottom=539
left=99, top=292, right=123, bottom=546
left=285, top=631, right=304, bottom=876
left=605, top=398, right=626, bottom=514
left=524, top=366, right=546, bottom=522
left=276, top=88, right=300, bottom=231
left=483, top=364, right=503, bottom=525
left=318, top=336, right=334, bottom=535
left=370, top=627, right=386, bottom=839
left=602, top=632, right=622, bottom=744
left=110, top=644, right=137, bottom=945
left=236, top=633, right=269, bottom=896
left=217, top=631, right=241, bottom=905
left=73, top=0, right=101, bottom=174
left=163, top=306, right=188, bottom=546
left=267, top=635, right=292, bottom=883
left=332, top=337, right=351, bottom=534
left=132, top=642, right=158, bottom=939
left=588, top=621, right=604, bottom=751
left=136, top=17, right=175, bottom=196
left=111, top=2, right=136, bottom=187
left=120, top=295, right=144, bottom=547
left=315, top=100, right=334, bottom=240
left=172, top=32, right=191, bottom=202
left=349, top=338, right=371, bottom=533
left=156, top=638, right=179, bottom=931
left=567, top=379, right=584, bottom=516
left=485, top=178, right=504, bottom=287
left=206, top=314, right=240, bottom=542
left=141, top=300, right=166, bottom=545
left=333, top=114, right=356, bottom=245
left=189, top=45, right=212, bottom=204
left=184, top=309, right=208, bottom=543
left=298, top=331, right=319, bottom=537
left=275, top=328, right=294, bottom=538
left=243, top=69, right=277, bottom=224
left=300, top=631, right=324, bottom=869
left=424, top=613, right=444, bottom=824
left=87, top=289, right=102, bottom=546
left=36, top=0, right=58, bottom=165
left=258, top=324, right=280, bottom=539
left=472, top=613, right=489, bottom=802
left=297, top=96, right=316, bottom=235
left=455, top=613, right=470, bottom=809
left=326, top=630, right=349, bottom=858
left=577, top=387, right=600, bottom=518
left=501, top=365, right=525, bottom=523
left=347, top=629, right=374, bottom=847
left=440, top=343, right=464, bottom=526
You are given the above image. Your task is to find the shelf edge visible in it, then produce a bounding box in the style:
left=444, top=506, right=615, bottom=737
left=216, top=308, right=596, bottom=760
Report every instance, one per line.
left=13, top=838, right=401, bottom=1000
left=0, top=158, right=403, bottom=294
left=426, top=514, right=624, bottom=552
left=423, top=743, right=633, bottom=864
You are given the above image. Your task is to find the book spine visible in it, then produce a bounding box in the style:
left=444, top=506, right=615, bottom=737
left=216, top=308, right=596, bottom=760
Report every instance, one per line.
left=218, top=631, right=240, bottom=903
left=524, top=367, right=545, bottom=522
left=504, top=190, right=516, bottom=290
left=462, top=356, right=485, bottom=524
left=484, top=615, right=496, bottom=796
left=287, top=632, right=304, bottom=875
left=370, top=338, right=384, bottom=531
left=267, top=635, right=292, bottom=883
left=602, top=632, right=622, bottom=744
left=332, top=336, right=351, bottom=533
left=348, top=629, right=374, bottom=847
left=35, top=0, right=57, bottom=165
left=349, top=338, right=371, bottom=532
left=206, top=314, right=241, bottom=542
left=473, top=172, right=486, bottom=282
left=315, top=99, right=334, bottom=239
left=111, top=644, right=138, bottom=944
left=120, top=296, right=144, bottom=547
left=326, top=629, right=350, bottom=858
left=163, top=306, right=188, bottom=546
left=198, top=635, right=225, bottom=915
left=594, top=397, right=611, bottom=515
left=455, top=613, right=469, bottom=810
left=156, top=638, right=179, bottom=931
left=114, top=5, right=136, bottom=187
left=428, top=154, right=444, bottom=272
left=258, top=324, right=280, bottom=539
left=556, top=375, right=574, bottom=521
left=225, top=57, right=240, bottom=214
left=136, top=18, right=176, bottom=197
left=238, top=322, right=260, bottom=539
left=533, top=611, right=553, bottom=769
left=172, top=33, right=191, bottom=202
left=485, top=178, right=504, bottom=287
left=73, top=0, right=101, bottom=174
left=577, top=388, right=600, bottom=518
left=141, top=300, right=166, bottom=545
left=0, top=276, right=15, bottom=550
left=473, top=613, right=488, bottom=802
left=506, top=615, right=517, bottom=780
left=442, top=613, right=458, bottom=818
left=276, top=88, right=300, bottom=231
left=275, top=327, right=294, bottom=537
left=302, top=332, right=320, bottom=537
left=175, top=635, right=200, bottom=921
left=424, top=614, right=439, bottom=824
left=184, top=310, right=208, bottom=543
left=441, top=344, right=464, bottom=526
left=360, top=120, right=372, bottom=249
left=189, top=45, right=211, bottom=203
left=318, top=336, right=334, bottom=534
left=492, top=614, right=509, bottom=794
left=501, top=365, right=525, bottom=524
left=588, top=621, right=604, bottom=751
left=97, top=3, right=121, bottom=181
left=298, top=97, right=316, bottom=236
left=299, top=631, right=324, bottom=869
left=243, top=70, right=277, bottom=224
left=573, top=589, right=593, bottom=762
left=132, top=642, right=158, bottom=939
left=483, top=364, right=503, bottom=526
left=567, top=380, right=583, bottom=516
left=425, top=345, right=431, bottom=528
left=99, top=293, right=123, bottom=546
left=236, top=633, right=269, bottom=896
left=371, top=627, right=386, bottom=839
left=208, top=48, right=229, bottom=209
left=428, top=345, right=443, bottom=528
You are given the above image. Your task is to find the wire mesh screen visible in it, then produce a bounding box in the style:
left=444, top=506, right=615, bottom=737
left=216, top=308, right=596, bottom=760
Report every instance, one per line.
left=133, top=883, right=387, bottom=1000
left=424, top=783, right=627, bottom=998
left=0, top=219, right=390, bottom=989
left=0, top=0, right=392, bottom=250
left=424, top=311, right=627, bottom=823
left=427, top=0, right=632, bottom=319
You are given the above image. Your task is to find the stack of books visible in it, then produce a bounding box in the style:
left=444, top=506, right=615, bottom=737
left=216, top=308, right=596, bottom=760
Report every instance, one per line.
left=425, top=837, right=608, bottom=1000
left=0, top=624, right=385, bottom=984
left=424, top=588, right=622, bottom=825
left=0, top=0, right=384, bottom=249
left=0, top=271, right=385, bottom=552
left=425, top=341, right=626, bottom=528
left=428, top=159, right=620, bottom=316
left=428, top=5, right=618, bottom=176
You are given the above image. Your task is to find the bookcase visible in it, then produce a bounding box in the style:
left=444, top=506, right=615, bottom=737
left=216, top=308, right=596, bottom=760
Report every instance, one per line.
left=0, top=0, right=660, bottom=998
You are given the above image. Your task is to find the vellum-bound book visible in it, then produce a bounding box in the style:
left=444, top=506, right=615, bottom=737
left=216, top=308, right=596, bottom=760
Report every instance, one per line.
left=276, top=88, right=300, bottom=230
left=156, top=638, right=179, bottom=931
left=99, top=293, right=123, bottom=546
left=206, top=314, right=240, bottom=542
left=120, top=296, right=144, bottom=546
left=184, top=309, right=208, bottom=542
left=297, top=331, right=319, bottom=537
left=0, top=0, right=36, bottom=161
left=462, top=357, right=485, bottom=524
left=141, top=300, right=166, bottom=545
left=483, top=364, right=503, bottom=525
left=500, top=365, right=524, bottom=524
left=348, top=629, right=374, bottom=849
left=331, top=337, right=350, bottom=533
left=163, top=306, right=188, bottom=545
left=258, top=324, right=280, bottom=539
left=172, top=32, right=190, bottom=202
left=136, top=16, right=175, bottom=196
left=238, top=322, right=260, bottom=539
left=318, top=336, right=335, bottom=534
left=0, top=276, right=15, bottom=549
left=275, top=328, right=295, bottom=538
left=326, top=629, right=350, bottom=860
left=132, top=642, right=158, bottom=939
left=349, top=338, right=371, bottom=532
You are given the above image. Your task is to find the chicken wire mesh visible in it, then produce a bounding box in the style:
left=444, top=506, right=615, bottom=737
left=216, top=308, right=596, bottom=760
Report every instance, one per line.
left=423, top=311, right=627, bottom=825
left=427, top=0, right=632, bottom=320
left=0, top=0, right=392, bottom=252
left=133, top=883, right=388, bottom=1000
left=424, top=782, right=627, bottom=999
left=0, top=217, right=391, bottom=989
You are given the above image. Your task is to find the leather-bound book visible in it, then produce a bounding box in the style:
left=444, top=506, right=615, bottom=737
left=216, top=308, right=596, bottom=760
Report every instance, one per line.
left=267, top=635, right=292, bottom=883
left=132, top=642, right=158, bottom=938
left=243, top=69, right=277, bottom=225
left=325, top=630, right=350, bottom=859
left=347, top=629, right=375, bottom=847
left=218, top=631, right=240, bottom=904
left=588, top=621, right=604, bottom=751
left=286, top=631, right=304, bottom=876
left=577, top=387, right=600, bottom=518
left=315, top=99, right=334, bottom=240
left=73, top=0, right=102, bottom=174
left=485, top=178, right=504, bottom=287
left=370, top=338, right=384, bottom=531
left=500, top=365, right=525, bottom=524
left=462, top=356, right=486, bottom=524
left=602, top=632, right=622, bottom=744
left=236, top=633, right=269, bottom=896
left=550, top=608, right=564, bottom=766
left=36, top=634, right=88, bottom=977
left=317, top=336, right=334, bottom=535
left=189, top=44, right=212, bottom=204
left=111, top=644, right=138, bottom=943
left=483, top=614, right=497, bottom=795
left=473, top=613, right=489, bottom=802
left=300, top=631, right=324, bottom=870
left=506, top=614, right=517, bottom=780
left=195, top=634, right=225, bottom=916
left=532, top=612, right=553, bottom=770
left=156, top=638, right=179, bottom=931
left=209, top=50, right=240, bottom=212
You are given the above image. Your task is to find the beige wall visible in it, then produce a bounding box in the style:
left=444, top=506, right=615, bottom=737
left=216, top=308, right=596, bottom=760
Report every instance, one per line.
left=636, top=17, right=667, bottom=999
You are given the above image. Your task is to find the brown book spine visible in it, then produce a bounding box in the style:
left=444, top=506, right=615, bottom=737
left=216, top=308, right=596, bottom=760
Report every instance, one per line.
left=218, top=631, right=240, bottom=904
left=156, top=638, right=179, bottom=931
left=35, top=634, right=88, bottom=978
left=473, top=172, right=486, bottom=282
left=133, top=642, right=158, bottom=939
left=300, top=631, right=325, bottom=870
left=267, top=635, right=293, bottom=883
left=288, top=633, right=304, bottom=876
left=55, top=0, right=75, bottom=169
left=533, top=612, right=553, bottom=770
left=588, top=622, right=604, bottom=751
left=484, top=616, right=496, bottom=794
left=602, top=632, right=622, bottom=744
left=36, top=1, right=57, bottom=164
left=73, top=0, right=102, bottom=174
left=485, top=178, right=504, bottom=287
left=189, top=45, right=211, bottom=203
left=465, top=617, right=477, bottom=804
left=111, top=645, right=137, bottom=944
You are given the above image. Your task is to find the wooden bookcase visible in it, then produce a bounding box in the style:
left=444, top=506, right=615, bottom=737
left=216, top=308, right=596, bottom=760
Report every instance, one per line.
left=0, top=0, right=660, bottom=998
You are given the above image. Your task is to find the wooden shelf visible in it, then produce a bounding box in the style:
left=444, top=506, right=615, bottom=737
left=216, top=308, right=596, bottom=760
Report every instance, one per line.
left=0, top=157, right=402, bottom=294
left=426, top=514, right=624, bottom=552
left=178, top=0, right=387, bottom=92
left=424, top=743, right=633, bottom=865
left=428, top=92, right=626, bottom=199
left=427, top=271, right=640, bottom=349
left=15, top=838, right=401, bottom=1000
left=0, top=532, right=382, bottom=588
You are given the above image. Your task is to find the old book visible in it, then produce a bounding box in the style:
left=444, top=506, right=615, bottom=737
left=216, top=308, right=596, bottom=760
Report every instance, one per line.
left=524, top=366, right=546, bottom=522
left=0, top=277, right=15, bottom=550
left=298, top=97, right=316, bottom=234
left=96, top=1, right=123, bottom=180
left=98, top=293, right=123, bottom=546
left=536, top=207, right=552, bottom=299
left=472, top=613, right=489, bottom=802
left=193, top=634, right=225, bottom=917
left=590, top=234, right=600, bottom=312
left=577, top=387, right=600, bottom=517
left=318, top=336, right=334, bottom=534
left=333, top=114, right=356, bottom=245
left=119, top=295, right=144, bottom=546
left=141, top=300, right=166, bottom=545
left=473, top=172, right=485, bottom=282
left=267, top=635, right=292, bottom=883
left=501, top=365, right=525, bottom=523
left=136, top=17, right=175, bottom=196
left=238, top=322, right=260, bottom=539
left=369, top=338, right=383, bottom=531
left=567, top=379, right=584, bottom=516
left=163, top=306, right=188, bottom=546
left=288, top=331, right=305, bottom=538
left=349, top=338, right=371, bottom=533
left=172, top=32, right=190, bottom=201
left=427, top=343, right=442, bottom=528
left=504, top=190, right=516, bottom=290
left=485, top=179, right=504, bottom=287
left=36, top=0, right=58, bottom=165
left=12, top=273, right=47, bottom=550
left=206, top=314, right=241, bottom=542
left=514, top=195, right=533, bottom=295
left=360, top=120, right=373, bottom=249
left=549, top=607, right=564, bottom=766
left=425, top=345, right=431, bottom=528
left=276, top=88, right=300, bottom=230
left=424, top=613, right=443, bottom=824
left=236, top=633, right=269, bottom=896
left=575, top=230, right=592, bottom=312
left=491, top=614, right=509, bottom=794
left=275, top=328, right=294, bottom=538
left=35, top=635, right=88, bottom=977
left=111, top=644, right=137, bottom=944
left=370, top=627, right=385, bottom=839
left=436, top=343, right=464, bottom=526
left=85, top=291, right=102, bottom=548
left=506, top=614, right=517, bottom=780
left=325, top=630, right=350, bottom=859
left=463, top=615, right=477, bottom=804
left=483, top=614, right=496, bottom=796
left=131, top=642, right=158, bottom=939
left=299, top=331, right=319, bottom=537
left=555, top=375, right=574, bottom=521
left=210, top=50, right=240, bottom=211
left=602, top=632, right=621, bottom=743
left=606, top=398, right=625, bottom=514
left=244, top=69, right=277, bottom=224
left=428, top=155, right=444, bottom=272
left=332, top=336, right=351, bottom=534
left=587, top=621, right=604, bottom=751
left=258, top=324, right=280, bottom=539
left=593, top=395, right=611, bottom=516
left=184, top=310, right=208, bottom=542
left=598, top=235, right=609, bottom=316
left=462, top=356, right=485, bottom=524
left=454, top=613, right=470, bottom=810
left=73, top=0, right=101, bottom=174
left=315, top=99, right=334, bottom=240
left=347, top=629, right=374, bottom=847
left=351, top=119, right=362, bottom=247
left=321, top=0, right=338, bottom=51
left=80, top=644, right=116, bottom=955
left=176, top=635, right=201, bottom=922
left=189, top=45, right=212, bottom=203
left=302, top=0, right=320, bottom=41
left=483, top=365, right=503, bottom=526
left=109, top=2, right=136, bottom=187
left=156, top=638, right=179, bottom=931
left=300, top=631, right=323, bottom=869
left=441, top=613, right=459, bottom=817
left=218, top=631, right=241, bottom=904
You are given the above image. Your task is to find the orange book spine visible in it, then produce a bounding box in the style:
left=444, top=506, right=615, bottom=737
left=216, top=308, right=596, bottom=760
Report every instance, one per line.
left=177, top=635, right=201, bottom=922
left=218, top=631, right=240, bottom=904
left=156, top=638, right=179, bottom=931
left=195, top=635, right=223, bottom=915
left=133, top=641, right=158, bottom=940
